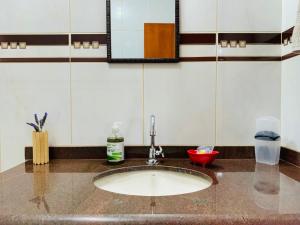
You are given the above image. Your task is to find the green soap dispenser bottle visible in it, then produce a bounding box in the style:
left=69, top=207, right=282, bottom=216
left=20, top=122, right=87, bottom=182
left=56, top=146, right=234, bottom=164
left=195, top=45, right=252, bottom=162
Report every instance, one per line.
left=107, top=122, right=124, bottom=163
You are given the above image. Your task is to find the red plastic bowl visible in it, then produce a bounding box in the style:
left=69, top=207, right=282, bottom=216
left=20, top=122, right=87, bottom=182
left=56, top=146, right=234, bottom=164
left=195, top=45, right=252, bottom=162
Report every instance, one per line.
left=187, top=149, right=219, bottom=166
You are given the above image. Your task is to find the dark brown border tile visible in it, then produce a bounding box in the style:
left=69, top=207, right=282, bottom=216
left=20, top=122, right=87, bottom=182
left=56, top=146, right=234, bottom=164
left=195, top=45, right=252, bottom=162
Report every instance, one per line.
left=282, top=27, right=294, bottom=43
left=25, top=146, right=191, bottom=160
left=0, top=58, right=69, bottom=63
left=0, top=58, right=108, bottom=63
left=71, top=34, right=107, bottom=44
left=279, top=161, right=300, bottom=182
left=25, top=146, right=255, bottom=160
left=214, top=146, right=255, bottom=159
left=71, top=58, right=107, bottom=62
left=218, top=56, right=281, bottom=61
left=0, top=57, right=284, bottom=63
left=180, top=33, right=216, bottom=45
left=26, top=146, right=106, bottom=160
left=25, top=146, right=300, bottom=167
left=218, top=33, right=281, bottom=44
left=180, top=57, right=216, bottom=62
left=282, top=52, right=298, bottom=61
left=281, top=147, right=300, bottom=167
left=0, top=35, right=69, bottom=45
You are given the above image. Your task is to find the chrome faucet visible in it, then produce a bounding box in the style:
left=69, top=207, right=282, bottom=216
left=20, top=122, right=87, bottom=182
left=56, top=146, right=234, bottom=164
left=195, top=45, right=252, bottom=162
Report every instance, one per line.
left=147, top=115, right=164, bottom=165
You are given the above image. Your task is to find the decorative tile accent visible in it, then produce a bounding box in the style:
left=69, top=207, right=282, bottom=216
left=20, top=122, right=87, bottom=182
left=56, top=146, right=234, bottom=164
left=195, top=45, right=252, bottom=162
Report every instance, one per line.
left=0, top=35, right=69, bottom=45
left=218, top=33, right=281, bottom=44
left=71, top=34, right=107, bottom=44
left=282, top=27, right=294, bottom=43
left=180, top=33, right=216, bottom=45
left=0, top=31, right=296, bottom=62
left=282, top=27, right=299, bottom=61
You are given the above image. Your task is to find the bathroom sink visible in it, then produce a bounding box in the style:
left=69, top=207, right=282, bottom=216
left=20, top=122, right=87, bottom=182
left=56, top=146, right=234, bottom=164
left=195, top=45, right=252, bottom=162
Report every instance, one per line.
left=93, top=166, right=212, bottom=196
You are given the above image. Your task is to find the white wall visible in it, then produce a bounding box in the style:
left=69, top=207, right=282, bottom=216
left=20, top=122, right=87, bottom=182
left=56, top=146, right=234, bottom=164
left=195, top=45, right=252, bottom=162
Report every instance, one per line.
left=0, top=64, right=71, bottom=170
left=218, top=0, right=282, bottom=32
left=71, top=64, right=144, bottom=145
left=216, top=62, right=281, bottom=146
left=282, top=56, right=300, bottom=152
left=282, top=0, right=298, bottom=31
left=0, top=0, right=70, bottom=34
left=0, top=0, right=282, bottom=171
left=144, top=63, right=216, bottom=146
left=281, top=0, right=300, bottom=152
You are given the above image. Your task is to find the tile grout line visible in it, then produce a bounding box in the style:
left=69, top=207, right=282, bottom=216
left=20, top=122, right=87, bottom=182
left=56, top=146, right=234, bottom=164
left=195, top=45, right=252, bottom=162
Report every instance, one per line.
left=0, top=80, right=2, bottom=171
left=214, top=0, right=219, bottom=146
left=142, top=64, right=145, bottom=146
left=280, top=17, right=283, bottom=141
left=68, top=0, right=73, bottom=145
left=0, top=112, right=2, bottom=172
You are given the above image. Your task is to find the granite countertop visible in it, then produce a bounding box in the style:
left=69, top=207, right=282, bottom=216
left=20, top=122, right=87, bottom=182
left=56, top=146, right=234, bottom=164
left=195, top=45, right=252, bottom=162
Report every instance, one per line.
left=0, top=159, right=300, bottom=225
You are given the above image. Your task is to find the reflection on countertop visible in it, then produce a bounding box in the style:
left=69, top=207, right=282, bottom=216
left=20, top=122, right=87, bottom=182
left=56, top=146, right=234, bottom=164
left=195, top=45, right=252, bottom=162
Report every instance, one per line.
left=0, top=159, right=300, bottom=225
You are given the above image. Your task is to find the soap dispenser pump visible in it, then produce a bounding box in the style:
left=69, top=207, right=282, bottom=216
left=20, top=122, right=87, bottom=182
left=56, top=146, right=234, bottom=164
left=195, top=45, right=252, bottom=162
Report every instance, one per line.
left=107, top=122, right=124, bottom=163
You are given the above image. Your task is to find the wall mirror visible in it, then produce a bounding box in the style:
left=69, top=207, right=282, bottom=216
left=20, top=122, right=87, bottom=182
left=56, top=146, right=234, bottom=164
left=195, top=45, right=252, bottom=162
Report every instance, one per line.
left=107, top=0, right=179, bottom=63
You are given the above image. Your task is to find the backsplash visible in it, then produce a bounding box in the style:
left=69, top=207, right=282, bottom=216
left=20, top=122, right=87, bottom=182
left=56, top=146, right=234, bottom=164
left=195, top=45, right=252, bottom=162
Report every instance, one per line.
left=0, top=0, right=299, bottom=171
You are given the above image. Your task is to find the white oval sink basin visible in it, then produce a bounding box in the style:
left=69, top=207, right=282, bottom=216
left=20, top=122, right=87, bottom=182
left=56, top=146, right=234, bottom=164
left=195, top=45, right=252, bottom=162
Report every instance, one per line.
left=93, top=166, right=212, bottom=196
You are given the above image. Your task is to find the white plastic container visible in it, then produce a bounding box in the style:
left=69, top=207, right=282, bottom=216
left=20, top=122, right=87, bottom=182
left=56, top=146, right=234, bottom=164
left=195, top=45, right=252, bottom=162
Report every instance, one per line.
left=255, top=139, right=281, bottom=165
left=255, top=117, right=281, bottom=165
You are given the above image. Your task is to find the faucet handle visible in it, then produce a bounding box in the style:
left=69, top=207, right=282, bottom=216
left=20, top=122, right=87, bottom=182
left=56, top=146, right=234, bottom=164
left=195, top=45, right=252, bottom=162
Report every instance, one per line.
left=156, top=146, right=164, bottom=158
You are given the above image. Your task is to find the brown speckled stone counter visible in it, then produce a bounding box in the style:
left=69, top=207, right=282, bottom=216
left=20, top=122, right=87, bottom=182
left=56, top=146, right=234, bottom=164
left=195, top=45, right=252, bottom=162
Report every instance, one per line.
left=0, top=159, right=300, bottom=225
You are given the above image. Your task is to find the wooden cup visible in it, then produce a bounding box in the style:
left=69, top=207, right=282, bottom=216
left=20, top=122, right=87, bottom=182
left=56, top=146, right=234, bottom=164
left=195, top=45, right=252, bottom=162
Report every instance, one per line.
left=32, top=131, right=49, bottom=165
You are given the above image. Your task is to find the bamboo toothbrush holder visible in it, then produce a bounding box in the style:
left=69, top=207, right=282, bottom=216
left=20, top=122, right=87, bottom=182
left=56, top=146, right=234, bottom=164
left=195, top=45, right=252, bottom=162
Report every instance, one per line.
left=32, top=131, right=49, bottom=165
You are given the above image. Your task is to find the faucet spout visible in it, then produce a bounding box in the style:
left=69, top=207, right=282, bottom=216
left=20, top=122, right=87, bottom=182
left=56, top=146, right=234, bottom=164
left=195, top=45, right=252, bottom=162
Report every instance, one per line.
left=150, top=115, right=156, bottom=149
left=150, top=115, right=156, bottom=137
left=147, top=115, right=164, bottom=166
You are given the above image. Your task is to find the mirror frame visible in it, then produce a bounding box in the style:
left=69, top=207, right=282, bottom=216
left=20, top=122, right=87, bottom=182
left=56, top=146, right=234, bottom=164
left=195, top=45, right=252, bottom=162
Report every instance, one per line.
left=106, top=0, right=180, bottom=63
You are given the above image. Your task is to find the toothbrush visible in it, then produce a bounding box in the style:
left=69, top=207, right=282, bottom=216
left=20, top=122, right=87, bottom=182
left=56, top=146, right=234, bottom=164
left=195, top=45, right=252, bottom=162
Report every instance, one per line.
left=34, top=114, right=39, bottom=127
left=39, top=112, right=48, bottom=131
left=26, top=112, right=48, bottom=132
left=26, top=123, right=40, bottom=132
